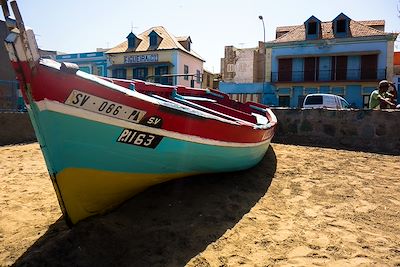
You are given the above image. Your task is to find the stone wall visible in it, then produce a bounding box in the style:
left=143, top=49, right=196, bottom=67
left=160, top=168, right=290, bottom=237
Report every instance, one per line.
left=272, top=108, right=400, bottom=155
left=0, top=112, right=36, bottom=145
left=1, top=110, right=399, bottom=155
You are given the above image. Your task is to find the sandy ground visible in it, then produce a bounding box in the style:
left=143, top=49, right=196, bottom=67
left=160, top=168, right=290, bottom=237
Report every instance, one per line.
left=0, top=143, right=399, bottom=267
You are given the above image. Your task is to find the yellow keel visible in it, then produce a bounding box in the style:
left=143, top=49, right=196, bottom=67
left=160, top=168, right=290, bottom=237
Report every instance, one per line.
left=54, top=168, right=193, bottom=224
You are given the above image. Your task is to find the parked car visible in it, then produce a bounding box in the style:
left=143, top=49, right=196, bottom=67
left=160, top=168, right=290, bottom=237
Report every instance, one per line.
left=302, top=93, right=350, bottom=110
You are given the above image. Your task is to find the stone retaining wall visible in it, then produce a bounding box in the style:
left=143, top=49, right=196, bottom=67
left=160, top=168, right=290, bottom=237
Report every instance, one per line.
left=0, top=112, right=36, bottom=145
left=271, top=108, right=400, bottom=155
left=1, top=110, right=399, bottom=155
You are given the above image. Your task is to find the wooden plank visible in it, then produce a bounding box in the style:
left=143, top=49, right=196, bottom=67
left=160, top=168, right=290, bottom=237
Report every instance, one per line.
left=1, top=0, right=10, bottom=18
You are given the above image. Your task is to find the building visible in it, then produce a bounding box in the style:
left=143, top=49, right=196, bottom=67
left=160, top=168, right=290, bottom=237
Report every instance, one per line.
left=269, top=13, right=398, bottom=108
left=221, top=43, right=265, bottom=83
left=202, top=69, right=220, bottom=89
left=106, top=26, right=205, bottom=87
left=0, top=20, right=18, bottom=110
left=56, top=50, right=108, bottom=77
left=0, top=21, right=15, bottom=82
left=220, top=13, right=398, bottom=108
left=219, top=42, right=266, bottom=102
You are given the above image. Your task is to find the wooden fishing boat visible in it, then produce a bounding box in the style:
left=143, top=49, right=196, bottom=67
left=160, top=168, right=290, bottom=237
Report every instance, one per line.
left=1, top=1, right=277, bottom=225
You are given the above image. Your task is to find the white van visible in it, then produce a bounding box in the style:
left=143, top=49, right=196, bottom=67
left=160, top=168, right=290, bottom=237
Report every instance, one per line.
left=303, top=94, right=350, bottom=110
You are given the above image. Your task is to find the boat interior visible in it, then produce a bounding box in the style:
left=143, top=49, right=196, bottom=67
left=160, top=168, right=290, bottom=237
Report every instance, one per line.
left=99, top=77, right=272, bottom=126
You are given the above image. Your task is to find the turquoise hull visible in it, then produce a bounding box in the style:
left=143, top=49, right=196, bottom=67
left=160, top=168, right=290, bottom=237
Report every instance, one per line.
left=29, top=107, right=271, bottom=224
left=38, top=109, right=270, bottom=175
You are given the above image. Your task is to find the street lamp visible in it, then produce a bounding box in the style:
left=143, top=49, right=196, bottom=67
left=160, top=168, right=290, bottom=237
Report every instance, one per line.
left=259, top=15, right=266, bottom=104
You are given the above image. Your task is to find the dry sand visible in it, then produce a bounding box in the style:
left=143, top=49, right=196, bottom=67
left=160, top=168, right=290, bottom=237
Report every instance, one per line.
left=0, top=142, right=399, bottom=266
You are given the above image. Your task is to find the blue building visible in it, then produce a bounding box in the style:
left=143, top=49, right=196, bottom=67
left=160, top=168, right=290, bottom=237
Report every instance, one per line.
left=220, top=13, right=398, bottom=108
left=56, top=51, right=108, bottom=77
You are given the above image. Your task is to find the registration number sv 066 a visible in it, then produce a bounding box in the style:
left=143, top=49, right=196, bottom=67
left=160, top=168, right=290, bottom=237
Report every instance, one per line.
left=65, top=90, right=146, bottom=123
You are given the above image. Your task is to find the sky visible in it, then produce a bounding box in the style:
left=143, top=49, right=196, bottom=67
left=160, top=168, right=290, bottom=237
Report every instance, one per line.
left=1, top=0, right=399, bottom=72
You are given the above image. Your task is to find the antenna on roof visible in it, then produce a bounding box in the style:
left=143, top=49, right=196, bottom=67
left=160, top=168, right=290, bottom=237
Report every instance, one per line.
left=130, top=21, right=138, bottom=33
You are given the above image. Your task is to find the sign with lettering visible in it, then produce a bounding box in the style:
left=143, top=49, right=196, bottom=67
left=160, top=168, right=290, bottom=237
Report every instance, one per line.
left=65, top=90, right=146, bottom=123
left=117, top=128, right=163, bottom=149
left=124, top=54, right=159, bottom=64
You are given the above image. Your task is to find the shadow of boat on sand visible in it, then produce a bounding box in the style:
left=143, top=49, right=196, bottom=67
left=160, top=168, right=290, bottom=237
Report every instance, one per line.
left=14, top=146, right=277, bottom=267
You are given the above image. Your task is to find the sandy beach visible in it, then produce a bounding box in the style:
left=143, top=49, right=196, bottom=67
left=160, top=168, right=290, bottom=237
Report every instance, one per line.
left=0, top=142, right=399, bottom=266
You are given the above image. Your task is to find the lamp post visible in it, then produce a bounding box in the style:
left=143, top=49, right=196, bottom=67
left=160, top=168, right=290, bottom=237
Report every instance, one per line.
left=259, top=15, right=266, bottom=104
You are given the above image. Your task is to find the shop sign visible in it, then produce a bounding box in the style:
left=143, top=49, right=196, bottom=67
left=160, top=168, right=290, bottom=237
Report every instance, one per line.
left=124, top=54, right=159, bottom=64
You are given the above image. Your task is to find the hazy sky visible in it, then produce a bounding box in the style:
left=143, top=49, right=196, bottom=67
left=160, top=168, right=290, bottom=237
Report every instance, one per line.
left=1, top=0, right=399, bottom=72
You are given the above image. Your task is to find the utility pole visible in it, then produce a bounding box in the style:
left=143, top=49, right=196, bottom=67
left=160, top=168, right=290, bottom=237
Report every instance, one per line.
left=258, top=15, right=266, bottom=104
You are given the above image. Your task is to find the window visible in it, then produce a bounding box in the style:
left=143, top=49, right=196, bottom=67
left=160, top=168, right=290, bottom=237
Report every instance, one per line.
left=150, top=35, right=157, bottom=46
left=112, top=68, right=126, bottom=79
left=331, top=56, right=347, bottom=80
left=149, top=32, right=159, bottom=47
left=278, top=58, right=292, bottom=82
left=278, top=95, right=290, bottom=107
left=133, top=68, right=148, bottom=81
left=127, top=32, right=136, bottom=49
left=148, top=30, right=162, bottom=48
left=304, top=16, right=321, bottom=40
left=227, top=64, right=235, bottom=72
left=128, top=38, right=134, bottom=48
left=304, top=57, right=319, bottom=81
left=361, top=55, right=377, bottom=80
left=304, top=95, right=323, bottom=105
left=96, top=66, right=104, bottom=76
left=340, top=99, right=350, bottom=108
left=184, top=65, right=189, bottom=80
left=308, top=22, right=317, bottom=35
left=155, top=66, right=171, bottom=85
left=196, top=70, right=201, bottom=83
left=336, top=20, right=346, bottom=33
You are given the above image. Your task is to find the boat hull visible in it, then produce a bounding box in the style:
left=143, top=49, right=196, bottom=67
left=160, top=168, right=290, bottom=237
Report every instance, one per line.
left=29, top=100, right=271, bottom=224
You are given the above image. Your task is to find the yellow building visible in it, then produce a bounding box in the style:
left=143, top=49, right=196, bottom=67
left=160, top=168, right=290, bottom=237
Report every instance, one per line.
left=107, top=26, right=205, bottom=88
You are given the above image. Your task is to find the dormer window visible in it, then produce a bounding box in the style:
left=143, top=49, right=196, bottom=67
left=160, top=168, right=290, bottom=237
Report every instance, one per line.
left=333, top=13, right=350, bottom=37
left=336, top=19, right=346, bottom=33
left=304, top=16, right=321, bottom=40
left=128, top=38, right=134, bottom=48
left=149, top=30, right=162, bottom=48
left=150, top=34, right=157, bottom=46
left=183, top=40, right=191, bottom=51
left=178, top=36, right=192, bottom=51
left=126, top=32, right=140, bottom=50
left=308, top=22, right=317, bottom=35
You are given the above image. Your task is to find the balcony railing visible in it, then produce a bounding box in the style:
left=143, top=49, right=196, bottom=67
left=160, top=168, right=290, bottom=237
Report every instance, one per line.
left=271, top=68, right=386, bottom=83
